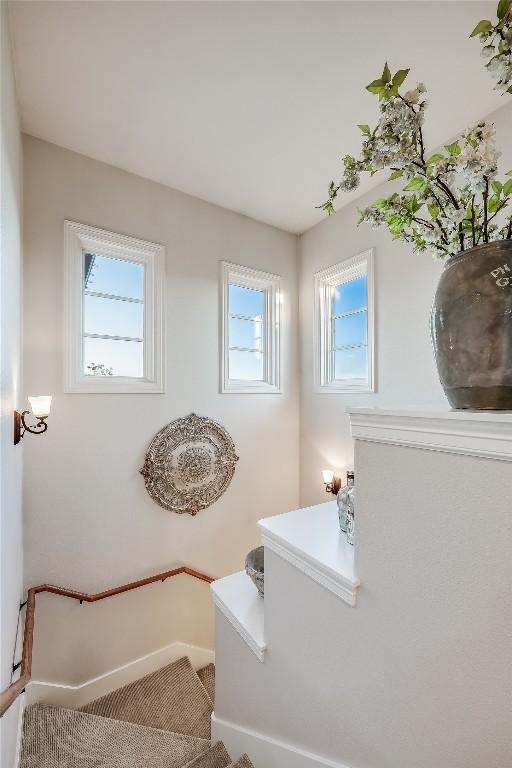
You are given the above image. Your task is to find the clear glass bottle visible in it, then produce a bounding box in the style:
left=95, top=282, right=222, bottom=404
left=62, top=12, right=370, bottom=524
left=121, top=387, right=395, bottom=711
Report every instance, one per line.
left=346, top=488, right=355, bottom=546
left=337, top=471, right=354, bottom=534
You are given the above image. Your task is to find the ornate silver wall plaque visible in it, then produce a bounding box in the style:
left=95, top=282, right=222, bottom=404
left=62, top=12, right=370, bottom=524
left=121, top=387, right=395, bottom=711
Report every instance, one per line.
left=140, top=413, right=239, bottom=515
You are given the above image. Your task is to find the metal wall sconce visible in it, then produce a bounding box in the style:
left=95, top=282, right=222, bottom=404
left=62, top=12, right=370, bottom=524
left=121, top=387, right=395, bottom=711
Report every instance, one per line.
left=14, top=396, right=52, bottom=445
left=322, top=469, right=342, bottom=496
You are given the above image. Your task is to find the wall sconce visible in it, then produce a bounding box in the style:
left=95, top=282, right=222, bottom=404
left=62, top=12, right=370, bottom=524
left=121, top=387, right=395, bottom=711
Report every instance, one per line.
left=322, top=469, right=342, bottom=496
left=14, top=396, right=52, bottom=445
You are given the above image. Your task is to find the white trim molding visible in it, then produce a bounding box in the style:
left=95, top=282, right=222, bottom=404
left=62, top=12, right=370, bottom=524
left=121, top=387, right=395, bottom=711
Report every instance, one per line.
left=212, top=714, right=353, bottom=768
left=348, top=407, right=512, bottom=462
left=220, top=261, right=281, bottom=394
left=314, top=249, right=375, bottom=394
left=26, top=642, right=214, bottom=709
left=211, top=571, right=266, bottom=662
left=64, top=220, right=165, bottom=393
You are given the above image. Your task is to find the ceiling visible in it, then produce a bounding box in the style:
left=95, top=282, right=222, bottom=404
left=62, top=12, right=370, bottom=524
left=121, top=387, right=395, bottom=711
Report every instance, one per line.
left=9, top=1, right=505, bottom=234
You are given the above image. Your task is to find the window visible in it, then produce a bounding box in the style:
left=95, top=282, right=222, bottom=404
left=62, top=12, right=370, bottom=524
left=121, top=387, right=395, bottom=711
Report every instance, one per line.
left=221, top=262, right=281, bottom=393
left=314, top=249, right=374, bottom=393
left=64, top=221, right=164, bottom=393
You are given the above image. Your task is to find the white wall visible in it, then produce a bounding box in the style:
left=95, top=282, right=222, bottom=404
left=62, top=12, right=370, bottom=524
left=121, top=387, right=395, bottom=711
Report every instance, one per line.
left=22, top=135, right=299, bottom=683
left=215, top=441, right=512, bottom=768
left=298, top=99, right=512, bottom=508
left=0, top=3, right=24, bottom=765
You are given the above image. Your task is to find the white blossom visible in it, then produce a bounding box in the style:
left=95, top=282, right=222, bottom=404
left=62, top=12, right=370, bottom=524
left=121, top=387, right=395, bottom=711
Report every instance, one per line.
left=359, top=206, right=386, bottom=229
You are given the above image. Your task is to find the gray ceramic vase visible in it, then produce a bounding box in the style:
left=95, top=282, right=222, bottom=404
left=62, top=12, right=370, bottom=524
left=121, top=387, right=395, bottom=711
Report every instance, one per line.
left=245, top=546, right=264, bottom=598
left=431, top=239, right=512, bottom=410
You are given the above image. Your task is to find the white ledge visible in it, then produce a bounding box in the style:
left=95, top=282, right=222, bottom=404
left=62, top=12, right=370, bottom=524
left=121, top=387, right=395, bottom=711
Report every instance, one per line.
left=258, top=502, right=359, bottom=607
left=211, top=571, right=266, bottom=662
left=348, top=407, right=512, bottom=462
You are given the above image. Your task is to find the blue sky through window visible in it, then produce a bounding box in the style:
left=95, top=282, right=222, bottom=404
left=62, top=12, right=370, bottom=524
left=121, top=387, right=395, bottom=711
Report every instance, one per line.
left=83, top=252, right=145, bottom=377
left=228, top=283, right=264, bottom=380
left=334, top=276, right=366, bottom=315
left=333, top=274, right=368, bottom=381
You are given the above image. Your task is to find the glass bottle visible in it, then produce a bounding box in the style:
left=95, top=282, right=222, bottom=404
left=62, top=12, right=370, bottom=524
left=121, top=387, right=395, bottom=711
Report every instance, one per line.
left=337, top=471, right=354, bottom=534
left=346, top=488, right=355, bottom=546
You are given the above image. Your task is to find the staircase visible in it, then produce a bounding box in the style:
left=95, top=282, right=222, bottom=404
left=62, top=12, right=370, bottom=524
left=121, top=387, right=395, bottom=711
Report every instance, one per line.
left=19, top=656, right=254, bottom=768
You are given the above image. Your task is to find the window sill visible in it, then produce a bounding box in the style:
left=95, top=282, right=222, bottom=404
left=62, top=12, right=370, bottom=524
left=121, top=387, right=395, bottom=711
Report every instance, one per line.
left=64, top=376, right=164, bottom=394
left=315, top=380, right=374, bottom=394
left=221, top=381, right=281, bottom=394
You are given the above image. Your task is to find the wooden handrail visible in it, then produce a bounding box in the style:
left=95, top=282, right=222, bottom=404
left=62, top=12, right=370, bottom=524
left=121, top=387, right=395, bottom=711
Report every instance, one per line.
left=0, top=565, right=214, bottom=718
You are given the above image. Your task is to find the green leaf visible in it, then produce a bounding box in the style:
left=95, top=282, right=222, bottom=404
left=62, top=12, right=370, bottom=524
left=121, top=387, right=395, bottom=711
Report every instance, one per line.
left=488, top=195, right=501, bottom=213
left=404, top=176, right=426, bottom=191
left=428, top=204, right=440, bottom=220
left=445, top=142, right=461, bottom=157
left=506, top=170, right=512, bottom=177
left=388, top=170, right=404, bottom=180
left=497, top=0, right=511, bottom=20
left=318, top=200, right=335, bottom=214
left=366, top=79, right=385, bottom=95
left=427, top=153, right=444, bottom=165
left=382, top=62, right=391, bottom=84
left=492, top=181, right=503, bottom=195
left=504, top=179, right=512, bottom=196
left=357, top=124, right=371, bottom=136
left=470, top=19, right=493, bottom=37
left=392, top=69, right=410, bottom=88
left=373, top=198, right=389, bottom=210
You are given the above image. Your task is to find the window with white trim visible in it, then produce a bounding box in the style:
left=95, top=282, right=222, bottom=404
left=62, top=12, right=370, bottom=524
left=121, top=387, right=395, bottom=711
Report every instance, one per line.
left=221, top=262, right=281, bottom=393
left=314, top=249, right=375, bottom=393
left=64, top=221, right=165, bottom=393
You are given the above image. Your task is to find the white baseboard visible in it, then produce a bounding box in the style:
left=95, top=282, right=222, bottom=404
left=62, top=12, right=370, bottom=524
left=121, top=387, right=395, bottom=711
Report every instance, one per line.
left=26, top=641, right=214, bottom=710
left=212, top=714, right=352, bottom=768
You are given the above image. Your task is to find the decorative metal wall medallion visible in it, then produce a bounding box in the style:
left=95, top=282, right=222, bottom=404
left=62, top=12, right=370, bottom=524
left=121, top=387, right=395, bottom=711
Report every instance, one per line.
left=140, top=413, right=239, bottom=515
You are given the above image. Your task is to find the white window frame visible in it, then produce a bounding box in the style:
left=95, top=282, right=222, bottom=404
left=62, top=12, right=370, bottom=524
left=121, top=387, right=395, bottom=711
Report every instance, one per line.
left=220, top=261, right=281, bottom=394
left=314, top=249, right=375, bottom=393
left=64, top=220, right=165, bottom=393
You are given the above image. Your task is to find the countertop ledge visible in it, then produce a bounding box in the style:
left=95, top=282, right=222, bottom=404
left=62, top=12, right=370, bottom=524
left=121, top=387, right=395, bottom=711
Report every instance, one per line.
left=348, top=407, right=512, bottom=462
left=258, top=501, right=359, bottom=607
left=211, top=571, right=266, bottom=662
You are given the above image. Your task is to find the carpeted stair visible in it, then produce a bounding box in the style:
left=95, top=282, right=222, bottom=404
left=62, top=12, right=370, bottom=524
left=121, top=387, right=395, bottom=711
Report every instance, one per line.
left=19, top=657, right=254, bottom=768
left=80, top=656, right=213, bottom=739
left=197, top=663, right=215, bottom=704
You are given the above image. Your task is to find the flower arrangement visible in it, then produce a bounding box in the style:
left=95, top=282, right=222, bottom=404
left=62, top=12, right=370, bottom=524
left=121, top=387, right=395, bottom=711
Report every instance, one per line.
left=472, top=0, right=512, bottom=94
left=321, top=64, right=512, bottom=259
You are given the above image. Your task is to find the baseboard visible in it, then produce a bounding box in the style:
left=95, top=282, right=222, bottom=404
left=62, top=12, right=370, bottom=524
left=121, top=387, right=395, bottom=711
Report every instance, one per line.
left=212, top=714, right=352, bottom=768
left=26, top=641, right=214, bottom=710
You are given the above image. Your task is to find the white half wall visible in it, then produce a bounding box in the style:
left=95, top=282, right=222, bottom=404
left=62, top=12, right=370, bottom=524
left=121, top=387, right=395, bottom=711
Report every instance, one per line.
left=298, top=99, right=512, bottom=507
left=1, top=4, right=24, bottom=766
left=215, top=440, right=512, bottom=768
left=22, top=135, right=299, bottom=684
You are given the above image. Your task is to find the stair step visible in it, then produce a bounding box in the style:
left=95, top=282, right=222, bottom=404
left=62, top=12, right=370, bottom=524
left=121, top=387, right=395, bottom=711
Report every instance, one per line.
left=197, top=663, right=215, bottom=704
left=230, top=756, right=255, bottom=768
left=19, top=703, right=208, bottom=768
left=182, top=741, right=231, bottom=768
left=80, top=656, right=213, bottom=739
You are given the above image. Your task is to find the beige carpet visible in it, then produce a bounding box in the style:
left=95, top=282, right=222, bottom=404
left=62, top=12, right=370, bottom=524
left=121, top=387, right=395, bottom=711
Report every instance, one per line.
left=80, top=657, right=213, bottom=739
left=230, top=756, right=255, bottom=768
left=197, top=663, right=215, bottom=703
left=19, top=704, right=208, bottom=768
left=182, top=741, right=231, bottom=768
left=21, top=658, right=258, bottom=768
